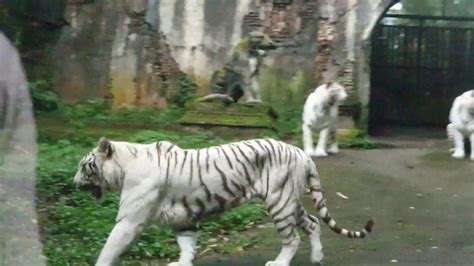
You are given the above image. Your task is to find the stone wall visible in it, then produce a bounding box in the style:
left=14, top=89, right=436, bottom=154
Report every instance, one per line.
left=5, top=0, right=400, bottom=116
left=52, top=0, right=184, bottom=108
left=49, top=0, right=320, bottom=109
left=315, top=0, right=396, bottom=127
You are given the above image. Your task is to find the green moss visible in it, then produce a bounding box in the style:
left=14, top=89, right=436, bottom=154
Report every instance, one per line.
left=179, top=102, right=276, bottom=129
left=260, top=68, right=315, bottom=113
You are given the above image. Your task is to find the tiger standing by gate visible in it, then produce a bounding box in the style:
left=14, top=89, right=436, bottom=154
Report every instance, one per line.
left=302, top=82, right=348, bottom=157
left=447, top=90, right=474, bottom=160
left=73, top=137, right=373, bottom=266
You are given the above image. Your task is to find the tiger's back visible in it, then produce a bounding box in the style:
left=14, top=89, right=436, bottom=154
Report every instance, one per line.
left=155, top=139, right=314, bottom=226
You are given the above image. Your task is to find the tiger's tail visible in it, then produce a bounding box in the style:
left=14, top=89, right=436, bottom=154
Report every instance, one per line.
left=307, top=164, right=374, bottom=238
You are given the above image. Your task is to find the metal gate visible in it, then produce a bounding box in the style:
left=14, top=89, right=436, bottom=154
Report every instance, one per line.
left=370, top=14, right=474, bottom=129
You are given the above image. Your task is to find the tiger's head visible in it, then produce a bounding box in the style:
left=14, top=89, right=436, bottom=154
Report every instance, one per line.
left=325, top=82, right=348, bottom=106
left=73, top=137, right=115, bottom=199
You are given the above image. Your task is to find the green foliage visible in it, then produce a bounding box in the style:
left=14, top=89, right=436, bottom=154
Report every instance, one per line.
left=28, top=80, right=61, bottom=112
left=260, top=68, right=314, bottom=113
left=339, top=132, right=380, bottom=150
left=274, top=107, right=303, bottom=143
left=172, top=76, right=197, bottom=107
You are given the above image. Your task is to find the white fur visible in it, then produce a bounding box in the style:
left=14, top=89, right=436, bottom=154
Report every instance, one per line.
left=74, top=138, right=370, bottom=266
left=302, top=82, right=348, bottom=157
left=447, top=90, right=474, bottom=160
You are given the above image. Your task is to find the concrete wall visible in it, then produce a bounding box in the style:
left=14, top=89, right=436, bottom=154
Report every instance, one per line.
left=46, top=0, right=321, bottom=109
left=315, top=0, right=396, bottom=128
left=9, top=0, right=400, bottom=116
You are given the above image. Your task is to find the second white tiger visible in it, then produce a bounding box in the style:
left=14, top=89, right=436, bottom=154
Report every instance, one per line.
left=302, top=82, right=348, bottom=157
left=73, top=137, right=373, bottom=266
left=447, top=90, right=474, bottom=160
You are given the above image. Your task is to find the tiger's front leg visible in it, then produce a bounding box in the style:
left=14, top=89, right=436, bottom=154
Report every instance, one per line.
left=451, top=127, right=466, bottom=159
left=96, top=188, right=158, bottom=266
left=314, top=128, right=329, bottom=157
left=168, top=230, right=198, bottom=266
left=302, top=123, right=316, bottom=156
left=95, top=217, right=148, bottom=266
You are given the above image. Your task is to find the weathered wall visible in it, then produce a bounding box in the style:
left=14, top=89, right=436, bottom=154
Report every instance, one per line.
left=4, top=0, right=400, bottom=116
left=49, top=0, right=320, bottom=109
left=315, top=0, right=396, bottom=127
left=53, top=0, right=184, bottom=108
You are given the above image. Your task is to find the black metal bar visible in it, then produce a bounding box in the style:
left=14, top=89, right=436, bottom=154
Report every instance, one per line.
left=379, top=24, right=474, bottom=32
left=416, top=19, right=423, bottom=94
left=384, top=13, right=474, bottom=22
left=370, top=65, right=468, bottom=71
left=442, top=0, right=447, bottom=16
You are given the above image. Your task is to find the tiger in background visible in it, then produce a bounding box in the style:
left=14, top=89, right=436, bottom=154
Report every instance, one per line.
left=447, top=90, right=474, bottom=160
left=302, top=82, right=348, bottom=157
left=73, top=137, right=373, bottom=266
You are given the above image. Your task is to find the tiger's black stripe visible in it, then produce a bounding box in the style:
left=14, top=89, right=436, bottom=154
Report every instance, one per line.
left=182, top=196, right=193, bottom=217
left=221, top=147, right=234, bottom=169
left=228, top=145, right=253, bottom=185
left=264, top=139, right=278, bottom=165
left=263, top=169, right=271, bottom=200
left=214, top=193, right=227, bottom=212
left=271, top=186, right=295, bottom=219
left=166, top=144, right=176, bottom=153
left=214, top=161, right=237, bottom=197
left=189, top=151, right=194, bottom=185
left=180, top=151, right=188, bottom=175
left=195, top=198, right=206, bottom=218
left=234, top=144, right=257, bottom=171
left=165, top=155, right=171, bottom=184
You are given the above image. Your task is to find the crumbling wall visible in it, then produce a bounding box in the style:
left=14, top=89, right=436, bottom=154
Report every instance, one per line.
left=51, top=0, right=320, bottom=109
left=8, top=0, right=397, bottom=113
left=52, top=0, right=184, bottom=108
left=315, top=0, right=396, bottom=127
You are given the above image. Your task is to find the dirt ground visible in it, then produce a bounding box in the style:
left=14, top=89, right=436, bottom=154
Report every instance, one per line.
left=195, top=136, right=474, bottom=266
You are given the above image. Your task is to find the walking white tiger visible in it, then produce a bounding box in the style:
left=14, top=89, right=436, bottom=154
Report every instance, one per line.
left=73, top=137, right=374, bottom=266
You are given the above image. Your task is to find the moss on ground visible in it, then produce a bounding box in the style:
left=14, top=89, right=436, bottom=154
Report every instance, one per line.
left=179, top=102, right=276, bottom=129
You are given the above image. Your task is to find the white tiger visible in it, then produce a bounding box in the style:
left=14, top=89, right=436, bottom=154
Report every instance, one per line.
left=73, top=137, right=373, bottom=266
left=447, top=90, right=474, bottom=160
left=302, top=82, right=348, bottom=157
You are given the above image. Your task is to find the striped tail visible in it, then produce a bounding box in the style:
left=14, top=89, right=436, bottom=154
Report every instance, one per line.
left=308, top=178, right=374, bottom=239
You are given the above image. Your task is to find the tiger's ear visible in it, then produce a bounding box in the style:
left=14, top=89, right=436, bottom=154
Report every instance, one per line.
left=326, top=81, right=333, bottom=88
left=98, top=137, right=113, bottom=158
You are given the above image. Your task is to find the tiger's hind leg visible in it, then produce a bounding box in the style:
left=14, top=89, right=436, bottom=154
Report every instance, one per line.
left=265, top=194, right=301, bottom=266
left=168, top=228, right=198, bottom=266
left=297, top=209, right=323, bottom=263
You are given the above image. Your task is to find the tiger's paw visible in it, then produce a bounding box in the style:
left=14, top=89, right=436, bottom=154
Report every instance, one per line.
left=265, top=261, right=288, bottom=266
left=311, top=251, right=324, bottom=264
left=313, top=149, right=328, bottom=157
left=451, top=151, right=465, bottom=159
left=327, top=145, right=339, bottom=154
